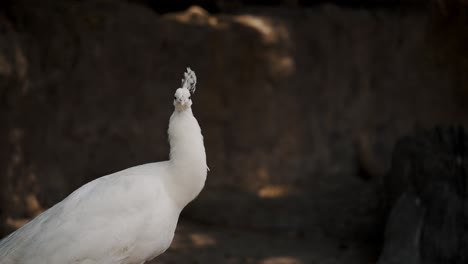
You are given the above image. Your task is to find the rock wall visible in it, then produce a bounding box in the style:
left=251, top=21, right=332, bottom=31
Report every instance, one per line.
left=0, top=1, right=467, bottom=243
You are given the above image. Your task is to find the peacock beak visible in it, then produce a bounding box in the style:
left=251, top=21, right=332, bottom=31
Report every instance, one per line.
left=176, top=99, right=188, bottom=106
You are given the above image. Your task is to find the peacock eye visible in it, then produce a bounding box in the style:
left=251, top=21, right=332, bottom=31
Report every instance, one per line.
left=174, top=96, right=177, bottom=100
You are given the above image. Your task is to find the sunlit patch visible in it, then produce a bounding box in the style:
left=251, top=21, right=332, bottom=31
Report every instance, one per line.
left=25, top=193, right=43, bottom=216
left=167, top=233, right=190, bottom=250
left=189, top=233, right=217, bottom=247
left=6, top=217, right=30, bottom=229
left=234, top=15, right=276, bottom=44
left=259, top=256, right=304, bottom=264
left=257, top=185, right=293, bottom=199
left=268, top=53, right=295, bottom=77
left=165, top=6, right=223, bottom=28
left=166, top=7, right=295, bottom=78
left=5, top=193, right=43, bottom=230
left=234, top=15, right=294, bottom=77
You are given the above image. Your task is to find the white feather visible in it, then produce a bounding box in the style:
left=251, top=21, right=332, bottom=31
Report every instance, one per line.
left=181, top=67, right=197, bottom=93
left=0, top=68, right=207, bottom=264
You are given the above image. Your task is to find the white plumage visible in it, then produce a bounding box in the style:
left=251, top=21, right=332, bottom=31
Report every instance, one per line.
left=0, top=68, right=208, bottom=264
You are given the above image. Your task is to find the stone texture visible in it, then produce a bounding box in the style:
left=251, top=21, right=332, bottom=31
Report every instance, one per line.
left=0, top=0, right=467, bottom=247
left=151, top=220, right=377, bottom=264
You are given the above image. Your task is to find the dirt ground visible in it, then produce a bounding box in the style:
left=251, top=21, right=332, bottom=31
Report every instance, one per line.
left=151, top=220, right=378, bottom=264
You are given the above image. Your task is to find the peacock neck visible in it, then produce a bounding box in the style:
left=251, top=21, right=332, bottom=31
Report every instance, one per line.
left=166, top=108, right=207, bottom=209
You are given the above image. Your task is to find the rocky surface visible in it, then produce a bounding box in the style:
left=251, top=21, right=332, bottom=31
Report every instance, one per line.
left=0, top=0, right=467, bottom=254
left=152, top=220, right=377, bottom=264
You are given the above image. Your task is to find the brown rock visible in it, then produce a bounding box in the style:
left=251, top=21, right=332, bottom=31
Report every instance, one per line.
left=0, top=1, right=467, bottom=246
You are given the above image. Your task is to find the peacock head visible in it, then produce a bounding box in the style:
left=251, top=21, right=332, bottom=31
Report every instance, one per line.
left=174, top=67, right=197, bottom=112
left=174, top=88, right=192, bottom=111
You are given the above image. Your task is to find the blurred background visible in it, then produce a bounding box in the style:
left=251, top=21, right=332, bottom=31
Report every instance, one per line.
left=0, top=0, right=467, bottom=263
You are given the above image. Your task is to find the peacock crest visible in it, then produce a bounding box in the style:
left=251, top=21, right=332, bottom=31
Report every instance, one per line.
left=181, top=67, right=197, bottom=94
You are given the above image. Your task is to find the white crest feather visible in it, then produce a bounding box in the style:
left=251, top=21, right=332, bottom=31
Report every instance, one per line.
left=181, top=67, right=197, bottom=93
